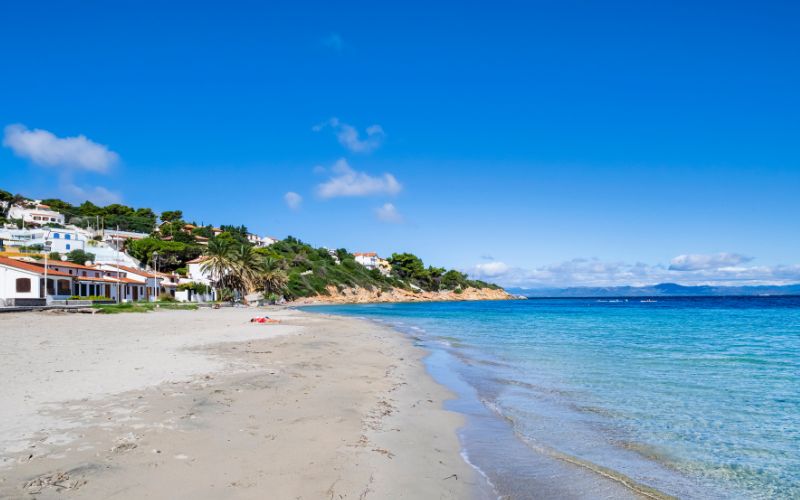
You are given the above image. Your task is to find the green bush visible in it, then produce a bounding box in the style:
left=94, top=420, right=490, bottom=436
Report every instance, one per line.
left=66, top=249, right=96, bottom=264
left=177, top=282, right=209, bottom=294
left=68, top=295, right=110, bottom=301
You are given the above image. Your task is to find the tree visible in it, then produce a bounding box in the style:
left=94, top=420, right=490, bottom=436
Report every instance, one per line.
left=126, top=238, right=200, bottom=272
left=103, top=204, right=133, bottom=216
left=259, top=257, right=288, bottom=296
left=48, top=252, right=61, bottom=261
left=160, top=210, right=183, bottom=223
left=77, top=201, right=102, bottom=217
left=388, top=253, right=426, bottom=280
left=202, top=238, right=242, bottom=295
left=441, top=270, right=468, bottom=290
left=1, top=193, right=25, bottom=218
left=232, top=244, right=262, bottom=292
left=67, top=249, right=96, bottom=265
left=40, top=198, right=74, bottom=213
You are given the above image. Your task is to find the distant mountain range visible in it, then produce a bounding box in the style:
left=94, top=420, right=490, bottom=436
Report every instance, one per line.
left=506, top=283, right=800, bottom=298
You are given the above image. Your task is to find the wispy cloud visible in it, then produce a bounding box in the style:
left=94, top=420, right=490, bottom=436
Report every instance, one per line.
left=61, top=183, right=122, bottom=205
left=375, top=203, right=403, bottom=223
left=468, top=255, right=800, bottom=288
left=3, top=124, right=119, bottom=173
left=317, top=158, right=402, bottom=198
left=284, top=191, right=303, bottom=210
left=669, top=253, right=753, bottom=271
left=313, top=117, right=385, bottom=153
left=321, top=33, right=345, bottom=53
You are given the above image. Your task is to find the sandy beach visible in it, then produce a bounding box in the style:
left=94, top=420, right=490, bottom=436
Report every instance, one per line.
left=0, top=307, right=479, bottom=499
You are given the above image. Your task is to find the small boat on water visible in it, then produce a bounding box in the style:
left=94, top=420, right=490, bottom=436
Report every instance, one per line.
left=640, top=299, right=657, bottom=303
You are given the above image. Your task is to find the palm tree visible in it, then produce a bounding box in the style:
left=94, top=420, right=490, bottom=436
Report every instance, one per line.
left=231, top=244, right=262, bottom=293
left=259, top=257, right=289, bottom=298
left=202, top=238, right=238, bottom=296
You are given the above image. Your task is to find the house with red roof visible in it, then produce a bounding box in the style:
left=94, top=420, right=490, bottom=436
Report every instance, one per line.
left=0, top=256, right=73, bottom=306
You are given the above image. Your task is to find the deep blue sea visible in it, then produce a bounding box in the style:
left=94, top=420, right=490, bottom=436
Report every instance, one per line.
left=305, top=297, right=800, bottom=499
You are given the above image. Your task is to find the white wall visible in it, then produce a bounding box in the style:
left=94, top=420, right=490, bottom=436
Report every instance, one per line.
left=187, top=262, right=212, bottom=283
left=0, top=267, right=40, bottom=301
left=7, top=206, right=65, bottom=225
left=47, top=229, right=86, bottom=253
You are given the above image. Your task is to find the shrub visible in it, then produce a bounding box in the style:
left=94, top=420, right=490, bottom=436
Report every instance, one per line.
left=177, top=282, right=210, bottom=294
left=158, top=292, right=176, bottom=302
left=67, top=249, right=96, bottom=264
left=69, top=295, right=110, bottom=301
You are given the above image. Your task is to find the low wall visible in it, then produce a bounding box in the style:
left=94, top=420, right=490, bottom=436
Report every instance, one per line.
left=0, top=298, right=46, bottom=307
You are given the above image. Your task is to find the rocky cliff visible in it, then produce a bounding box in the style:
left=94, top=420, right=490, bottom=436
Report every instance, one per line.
left=292, top=285, right=516, bottom=305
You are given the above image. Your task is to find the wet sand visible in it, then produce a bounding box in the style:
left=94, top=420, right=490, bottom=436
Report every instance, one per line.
left=0, top=307, right=478, bottom=499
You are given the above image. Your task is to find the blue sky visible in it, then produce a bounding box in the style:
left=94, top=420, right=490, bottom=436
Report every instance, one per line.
left=2, top=1, right=799, bottom=287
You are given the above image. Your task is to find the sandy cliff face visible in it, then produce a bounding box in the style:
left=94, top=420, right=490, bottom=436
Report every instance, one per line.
left=292, top=285, right=515, bottom=305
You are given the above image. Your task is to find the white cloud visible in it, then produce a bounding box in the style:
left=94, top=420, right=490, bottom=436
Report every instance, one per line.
left=467, top=256, right=800, bottom=288
left=669, top=253, right=753, bottom=271
left=473, top=261, right=510, bottom=277
left=317, top=158, right=402, bottom=198
left=313, top=117, right=385, bottom=153
left=284, top=191, right=303, bottom=210
left=375, top=203, right=403, bottom=223
left=3, top=124, right=119, bottom=172
left=62, top=183, right=122, bottom=205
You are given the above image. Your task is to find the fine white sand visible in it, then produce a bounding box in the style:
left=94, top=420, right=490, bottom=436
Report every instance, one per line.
left=0, top=307, right=478, bottom=499
left=0, top=308, right=298, bottom=456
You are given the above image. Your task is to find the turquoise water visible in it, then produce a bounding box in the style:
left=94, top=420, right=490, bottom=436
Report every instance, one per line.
left=306, top=297, right=800, bottom=499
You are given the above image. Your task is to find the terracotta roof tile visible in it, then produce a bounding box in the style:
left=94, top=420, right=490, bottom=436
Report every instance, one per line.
left=0, top=257, right=72, bottom=277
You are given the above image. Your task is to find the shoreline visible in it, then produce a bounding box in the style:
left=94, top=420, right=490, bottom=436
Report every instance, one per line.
left=0, top=308, right=481, bottom=499
left=306, top=304, right=684, bottom=500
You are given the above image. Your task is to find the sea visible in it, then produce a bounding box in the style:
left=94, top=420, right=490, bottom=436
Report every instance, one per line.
left=304, top=297, right=800, bottom=499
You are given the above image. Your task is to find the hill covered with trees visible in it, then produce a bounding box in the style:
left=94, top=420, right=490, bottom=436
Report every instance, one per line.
left=1, top=189, right=504, bottom=301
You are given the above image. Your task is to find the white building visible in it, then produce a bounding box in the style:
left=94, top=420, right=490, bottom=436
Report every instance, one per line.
left=177, top=256, right=217, bottom=302
left=102, top=229, right=149, bottom=251
left=186, top=256, right=213, bottom=284
left=95, top=264, right=173, bottom=302
left=0, top=256, right=73, bottom=306
left=354, top=252, right=392, bottom=276
left=0, top=227, right=89, bottom=254
left=246, top=233, right=278, bottom=248
left=41, top=260, right=144, bottom=302
left=7, top=203, right=65, bottom=225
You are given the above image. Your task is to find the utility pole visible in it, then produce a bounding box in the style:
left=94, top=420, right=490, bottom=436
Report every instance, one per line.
left=43, top=251, right=48, bottom=304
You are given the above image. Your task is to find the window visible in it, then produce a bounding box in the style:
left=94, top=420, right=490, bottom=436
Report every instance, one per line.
left=65, top=234, right=71, bottom=240
left=53, top=233, right=60, bottom=239
left=46, top=279, right=55, bottom=295
left=16, top=278, right=31, bottom=293
left=66, top=244, right=71, bottom=250
left=57, top=280, right=71, bottom=295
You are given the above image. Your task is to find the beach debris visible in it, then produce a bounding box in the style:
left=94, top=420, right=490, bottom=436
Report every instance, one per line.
left=371, top=447, right=395, bottom=459
left=442, top=474, right=458, bottom=481
left=111, top=432, right=140, bottom=453
left=23, top=471, right=86, bottom=494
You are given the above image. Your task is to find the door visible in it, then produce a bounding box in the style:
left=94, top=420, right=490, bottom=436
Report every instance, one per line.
left=132, top=285, right=138, bottom=301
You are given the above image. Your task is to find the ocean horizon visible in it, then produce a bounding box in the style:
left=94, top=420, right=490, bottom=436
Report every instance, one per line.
left=306, top=296, right=800, bottom=499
